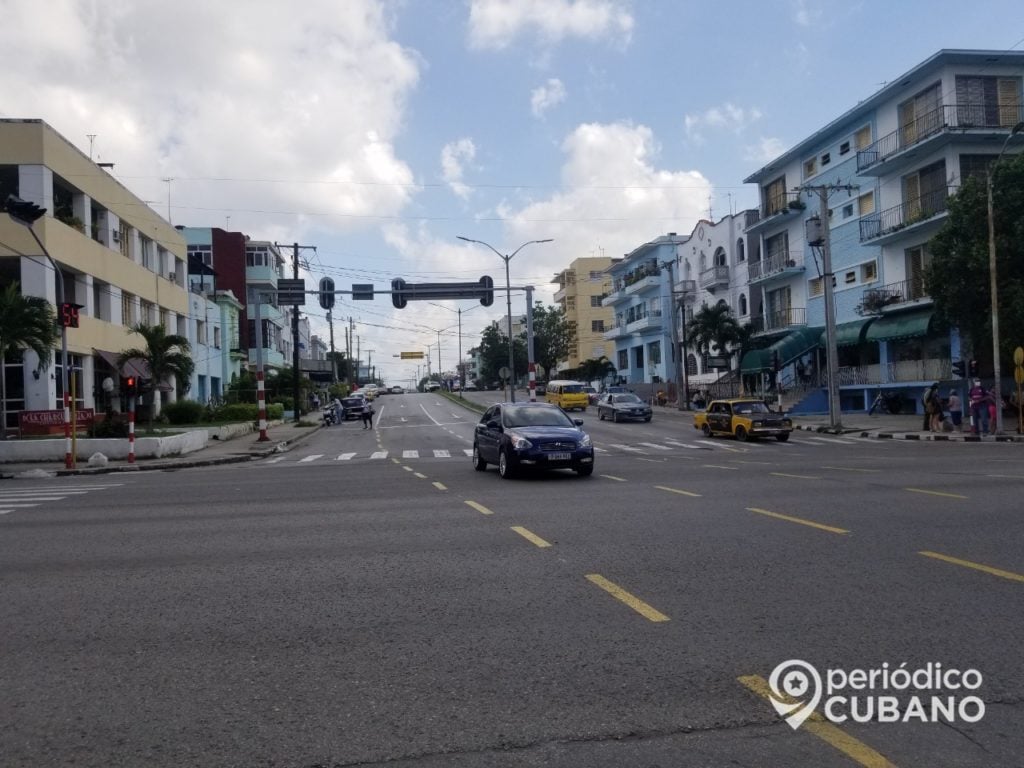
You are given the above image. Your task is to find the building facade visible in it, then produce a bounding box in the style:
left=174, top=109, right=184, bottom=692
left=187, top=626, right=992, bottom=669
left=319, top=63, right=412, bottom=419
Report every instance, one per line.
left=551, top=256, right=619, bottom=373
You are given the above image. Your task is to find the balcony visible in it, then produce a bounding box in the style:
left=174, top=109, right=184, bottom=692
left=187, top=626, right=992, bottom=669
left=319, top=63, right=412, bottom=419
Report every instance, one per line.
left=745, top=193, right=806, bottom=235
left=601, top=286, right=628, bottom=307
left=625, top=310, right=663, bottom=334
left=624, top=273, right=661, bottom=295
left=751, top=307, right=807, bottom=336
left=699, top=265, right=730, bottom=292
left=857, top=103, right=1024, bottom=175
left=748, top=253, right=805, bottom=284
left=603, top=322, right=630, bottom=340
left=859, top=187, right=952, bottom=243
left=856, top=278, right=930, bottom=315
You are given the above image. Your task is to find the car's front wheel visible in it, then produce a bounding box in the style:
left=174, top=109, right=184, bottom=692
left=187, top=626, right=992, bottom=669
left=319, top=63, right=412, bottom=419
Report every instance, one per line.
left=472, top=444, right=487, bottom=471
left=575, top=463, right=594, bottom=477
left=612, top=411, right=619, bottom=423
left=702, top=423, right=712, bottom=436
left=498, top=448, right=517, bottom=479
left=643, top=417, right=651, bottom=422
left=598, top=409, right=605, bottom=421
left=735, top=426, right=749, bottom=442
left=776, top=433, right=790, bottom=442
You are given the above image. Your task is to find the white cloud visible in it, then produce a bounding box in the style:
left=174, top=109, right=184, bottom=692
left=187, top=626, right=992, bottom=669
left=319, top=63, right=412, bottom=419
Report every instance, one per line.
left=440, top=138, right=477, bottom=199
left=684, top=103, right=763, bottom=144
left=0, top=0, right=421, bottom=238
left=467, top=0, right=634, bottom=50
left=531, top=78, right=567, bottom=118
left=792, top=0, right=822, bottom=27
left=745, top=137, right=788, bottom=165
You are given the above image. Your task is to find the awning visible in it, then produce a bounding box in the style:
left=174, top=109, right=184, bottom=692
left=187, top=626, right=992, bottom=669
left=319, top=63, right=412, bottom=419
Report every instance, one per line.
left=740, top=348, right=766, bottom=373
left=764, top=326, right=821, bottom=368
left=865, top=309, right=936, bottom=343
left=819, top=318, right=875, bottom=348
left=94, top=349, right=150, bottom=380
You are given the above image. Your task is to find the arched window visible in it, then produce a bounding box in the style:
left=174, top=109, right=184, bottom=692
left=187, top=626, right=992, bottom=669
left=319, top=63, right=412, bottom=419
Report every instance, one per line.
left=717, top=298, right=727, bottom=308
left=699, top=253, right=707, bottom=272
left=739, top=293, right=748, bottom=315
left=737, top=238, right=745, bottom=262
left=686, top=353, right=698, bottom=376
left=714, top=247, right=727, bottom=267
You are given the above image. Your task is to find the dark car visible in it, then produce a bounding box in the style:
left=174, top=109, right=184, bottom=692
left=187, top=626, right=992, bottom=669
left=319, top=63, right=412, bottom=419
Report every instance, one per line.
left=534, top=382, right=547, bottom=396
left=596, top=392, right=652, bottom=422
left=340, top=396, right=365, bottom=420
left=472, top=402, right=594, bottom=479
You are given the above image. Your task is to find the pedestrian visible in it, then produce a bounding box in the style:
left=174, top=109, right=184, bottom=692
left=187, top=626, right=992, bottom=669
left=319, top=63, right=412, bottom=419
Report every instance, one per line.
left=924, top=383, right=942, bottom=432
left=312, top=393, right=320, bottom=410
left=968, top=378, right=987, bottom=435
left=360, top=398, right=374, bottom=430
left=947, top=389, right=962, bottom=431
left=332, top=396, right=343, bottom=425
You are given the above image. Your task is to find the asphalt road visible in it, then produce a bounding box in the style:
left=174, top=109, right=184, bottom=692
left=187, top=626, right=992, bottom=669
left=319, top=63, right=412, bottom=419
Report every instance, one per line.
left=2, top=391, right=1022, bottom=767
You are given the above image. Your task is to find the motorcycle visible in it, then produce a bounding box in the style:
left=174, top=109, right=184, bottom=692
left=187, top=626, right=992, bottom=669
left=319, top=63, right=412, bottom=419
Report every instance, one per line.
left=322, top=406, right=337, bottom=426
left=868, top=390, right=903, bottom=415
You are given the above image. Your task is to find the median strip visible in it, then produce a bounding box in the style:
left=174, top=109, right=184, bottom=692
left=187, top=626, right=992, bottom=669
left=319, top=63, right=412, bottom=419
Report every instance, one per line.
left=746, top=507, right=849, bottom=535
left=655, top=485, right=702, bottom=497
left=510, top=526, right=552, bottom=548
left=905, top=487, right=968, bottom=499
left=919, top=551, right=1024, bottom=583
left=464, top=500, right=494, bottom=516
left=737, top=675, right=898, bottom=768
left=585, top=574, right=669, bottom=623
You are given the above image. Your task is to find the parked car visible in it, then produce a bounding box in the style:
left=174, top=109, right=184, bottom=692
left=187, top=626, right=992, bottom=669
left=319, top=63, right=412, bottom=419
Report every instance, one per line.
left=340, top=396, right=366, bottom=420
left=534, top=382, right=547, bottom=396
left=603, top=385, right=631, bottom=395
left=472, top=402, right=594, bottom=479
left=692, top=398, right=792, bottom=442
left=596, top=392, right=652, bottom=423
left=463, top=382, right=477, bottom=391
left=424, top=381, right=441, bottom=392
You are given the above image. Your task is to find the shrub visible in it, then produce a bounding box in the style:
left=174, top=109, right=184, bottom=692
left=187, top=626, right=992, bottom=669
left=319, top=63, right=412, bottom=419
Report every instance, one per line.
left=88, top=416, right=130, bottom=438
left=214, top=403, right=258, bottom=422
left=163, top=400, right=206, bottom=425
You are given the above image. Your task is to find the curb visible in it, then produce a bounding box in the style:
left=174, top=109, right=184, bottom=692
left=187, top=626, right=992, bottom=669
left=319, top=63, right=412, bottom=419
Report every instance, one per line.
left=793, top=423, right=1024, bottom=443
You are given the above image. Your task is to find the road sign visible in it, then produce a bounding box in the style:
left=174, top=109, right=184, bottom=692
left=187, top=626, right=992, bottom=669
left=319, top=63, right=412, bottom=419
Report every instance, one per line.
left=499, top=366, right=510, bottom=380
left=400, top=351, right=425, bottom=359
left=352, top=284, right=374, bottom=300
left=390, top=276, right=494, bottom=309
left=706, top=355, right=729, bottom=368
left=277, top=278, right=306, bottom=305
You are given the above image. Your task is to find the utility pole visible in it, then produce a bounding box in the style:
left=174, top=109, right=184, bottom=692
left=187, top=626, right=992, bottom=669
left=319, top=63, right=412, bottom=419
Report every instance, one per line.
left=525, top=286, right=537, bottom=401
left=277, top=242, right=316, bottom=423
left=356, top=335, right=361, bottom=385
left=661, top=258, right=690, bottom=411
left=328, top=309, right=337, bottom=385
left=800, top=183, right=856, bottom=431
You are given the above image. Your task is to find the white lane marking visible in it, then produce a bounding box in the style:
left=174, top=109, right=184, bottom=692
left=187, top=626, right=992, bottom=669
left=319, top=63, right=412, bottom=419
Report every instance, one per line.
left=638, top=442, right=672, bottom=451
left=299, top=454, right=323, bottom=463
left=403, top=450, right=419, bottom=459
left=696, top=439, right=739, bottom=451
left=264, top=456, right=287, bottom=464
left=0, top=490, right=91, bottom=497
left=463, top=449, right=473, bottom=456
left=0, top=496, right=69, bottom=502
left=433, top=449, right=451, bottom=458
left=370, top=451, right=388, bottom=460
left=337, top=453, right=357, bottom=461
left=607, top=443, right=647, bottom=453
left=802, top=435, right=858, bottom=445
left=0, top=501, right=58, bottom=507
left=593, top=446, right=609, bottom=453
left=419, top=403, right=444, bottom=426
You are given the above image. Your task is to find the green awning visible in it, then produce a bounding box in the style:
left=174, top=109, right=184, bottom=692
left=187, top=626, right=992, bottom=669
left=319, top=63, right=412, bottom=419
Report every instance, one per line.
left=740, top=348, right=766, bottom=373
left=765, top=326, right=821, bottom=367
left=865, top=309, right=936, bottom=342
left=818, top=318, right=875, bottom=348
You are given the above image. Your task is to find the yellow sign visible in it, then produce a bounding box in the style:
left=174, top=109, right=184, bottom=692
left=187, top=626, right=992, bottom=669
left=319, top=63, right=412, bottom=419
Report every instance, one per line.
left=1015, top=346, right=1024, bottom=366
left=1015, top=367, right=1024, bottom=385
left=400, top=351, right=425, bottom=359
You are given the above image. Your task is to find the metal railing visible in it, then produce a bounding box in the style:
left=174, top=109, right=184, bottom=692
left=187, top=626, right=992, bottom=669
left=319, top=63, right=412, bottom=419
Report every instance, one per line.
left=750, top=307, right=807, bottom=334
left=837, top=358, right=951, bottom=385
left=859, top=187, right=952, bottom=241
left=859, top=277, right=930, bottom=313
left=857, top=103, right=1024, bottom=172
left=748, top=252, right=803, bottom=282
left=699, top=265, right=730, bottom=289
left=760, top=191, right=805, bottom=219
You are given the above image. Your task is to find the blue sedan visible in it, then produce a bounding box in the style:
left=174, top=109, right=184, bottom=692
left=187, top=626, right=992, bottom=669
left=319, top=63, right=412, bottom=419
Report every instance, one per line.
left=472, top=402, right=595, bottom=479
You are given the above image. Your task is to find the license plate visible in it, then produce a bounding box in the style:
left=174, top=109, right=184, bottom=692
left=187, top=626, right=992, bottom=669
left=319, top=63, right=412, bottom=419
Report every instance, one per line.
left=547, top=452, right=571, bottom=461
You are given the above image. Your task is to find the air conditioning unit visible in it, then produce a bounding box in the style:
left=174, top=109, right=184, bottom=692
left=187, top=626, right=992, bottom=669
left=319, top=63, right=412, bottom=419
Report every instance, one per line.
left=168, top=271, right=177, bottom=282
left=111, top=230, right=121, bottom=243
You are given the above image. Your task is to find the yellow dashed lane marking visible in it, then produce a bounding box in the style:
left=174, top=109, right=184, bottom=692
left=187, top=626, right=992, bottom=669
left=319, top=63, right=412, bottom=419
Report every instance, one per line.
left=510, top=526, right=552, bottom=548
left=738, top=675, right=898, bottom=768
left=432, top=482, right=447, bottom=491
left=655, top=485, right=702, bottom=497
left=919, top=551, right=1024, bottom=583
left=414, top=472, right=427, bottom=479
left=746, top=507, right=849, bottom=535
left=464, top=500, right=493, bottom=516
left=585, top=574, right=669, bottom=623
left=905, top=487, right=968, bottom=499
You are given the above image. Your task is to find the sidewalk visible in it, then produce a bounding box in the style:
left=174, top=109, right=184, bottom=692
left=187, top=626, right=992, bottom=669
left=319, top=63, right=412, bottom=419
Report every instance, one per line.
left=0, top=421, right=324, bottom=479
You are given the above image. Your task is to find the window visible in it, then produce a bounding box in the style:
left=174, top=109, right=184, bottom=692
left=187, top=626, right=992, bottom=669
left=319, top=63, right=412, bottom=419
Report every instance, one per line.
left=959, top=154, right=996, bottom=184
left=686, top=353, right=698, bottom=376
left=809, top=277, right=824, bottom=297
left=647, top=341, right=661, bottom=366
left=955, top=75, right=1022, bottom=127
left=858, top=191, right=875, bottom=216
left=591, top=320, right=605, bottom=333
left=765, top=231, right=789, bottom=263
left=617, top=349, right=628, bottom=370
left=821, top=152, right=831, bottom=166
left=739, top=294, right=748, bottom=315
left=713, top=247, right=727, bottom=267
left=121, top=292, right=134, bottom=326
left=633, top=345, right=644, bottom=369
left=737, top=238, right=745, bottom=262
left=854, top=125, right=872, bottom=150
left=843, top=204, right=854, bottom=218
left=861, top=261, right=878, bottom=282
left=898, top=82, right=942, bottom=147
left=589, top=270, right=603, bottom=280
left=196, top=319, right=207, bottom=345
left=839, top=141, right=851, bottom=156
left=214, top=326, right=222, bottom=349
left=764, top=175, right=787, bottom=215
left=844, top=270, right=856, bottom=284
left=803, top=157, right=817, bottom=178
left=590, top=295, right=603, bottom=307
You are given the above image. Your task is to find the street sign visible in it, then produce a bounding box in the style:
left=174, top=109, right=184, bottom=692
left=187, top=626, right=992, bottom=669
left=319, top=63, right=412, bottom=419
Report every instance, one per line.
left=390, top=276, right=494, bottom=309
left=277, top=278, right=306, bottom=305
left=400, top=351, right=425, bottom=359
left=499, top=366, right=510, bottom=380
left=352, top=284, right=374, bottom=300
left=706, top=355, right=729, bottom=368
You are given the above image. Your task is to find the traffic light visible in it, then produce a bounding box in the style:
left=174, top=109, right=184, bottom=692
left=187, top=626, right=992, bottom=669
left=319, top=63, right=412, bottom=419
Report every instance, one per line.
left=479, top=275, right=494, bottom=307
left=391, top=277, right=408, bottom=309
left=57, top=302, right=81, bottom=328
left=318, top=276, right=336, bottom=310
left=124, top=376, right=137, bottom=398
left=952, top=360, right=966, bottom=378
left=968, top=359, right=979, bottom=377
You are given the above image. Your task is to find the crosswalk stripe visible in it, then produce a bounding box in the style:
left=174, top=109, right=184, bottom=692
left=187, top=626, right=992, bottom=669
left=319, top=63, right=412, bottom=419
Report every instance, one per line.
left=370, top=451, right=388, bottom=459
left=607, top=443, right=646, bottom=453
left=696, top=439, right=740, bottom=452
left=264, top=456, right=287, bottom=464
left=433, top=449, right=451, bottom=458
left=403, top=450, right=419, bottom=458
left=638, top=442, right=672, bottom=451
left=463, top=449, right=473, bottom=456
left=337, top=452, right=357, bottom=461
left=299, top=454, right=323, bottom=463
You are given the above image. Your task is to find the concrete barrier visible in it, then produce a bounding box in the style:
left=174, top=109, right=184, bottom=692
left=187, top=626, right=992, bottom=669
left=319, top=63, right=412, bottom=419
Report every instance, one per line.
left=0, top=429, right=210, bottom=462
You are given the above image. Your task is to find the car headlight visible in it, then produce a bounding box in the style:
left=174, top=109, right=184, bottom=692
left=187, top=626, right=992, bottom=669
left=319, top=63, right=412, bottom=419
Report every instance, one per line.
left=578, top=433, right=592, bottom=448
left=508, top=432, right=533, bottom=450
left=752, top=420, right=763, bottom=427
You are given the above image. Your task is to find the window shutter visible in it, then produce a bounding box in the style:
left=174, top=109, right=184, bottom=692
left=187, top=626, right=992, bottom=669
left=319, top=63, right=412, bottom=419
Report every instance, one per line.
left=998, top=78, right=1021, bottom=127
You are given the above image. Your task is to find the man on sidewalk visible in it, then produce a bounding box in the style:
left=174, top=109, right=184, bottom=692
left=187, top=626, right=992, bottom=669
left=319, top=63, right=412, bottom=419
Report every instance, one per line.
left=968, top=378, right=988, bottom=435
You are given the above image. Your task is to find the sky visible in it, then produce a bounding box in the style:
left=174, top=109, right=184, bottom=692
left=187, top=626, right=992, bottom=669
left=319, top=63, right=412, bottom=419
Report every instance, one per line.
left=2, top=0, right=1022, bottom=386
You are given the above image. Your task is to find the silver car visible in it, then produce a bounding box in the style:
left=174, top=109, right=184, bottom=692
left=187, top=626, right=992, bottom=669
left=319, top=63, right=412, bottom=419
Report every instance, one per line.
left=596, top=392, right=652, bottom=423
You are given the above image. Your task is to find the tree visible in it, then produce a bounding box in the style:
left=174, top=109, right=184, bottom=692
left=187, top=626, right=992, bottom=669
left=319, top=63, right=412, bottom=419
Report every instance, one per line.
left=0, top=283, right=58, bottom=439
left=118, top=323, right=195, bottom=431
left=528, top=303, right=570, bottom=378
left=685, top=302, right=743, bottom=359
left=927, top=153, right=1024, bottom=374
left=476, top=323, right=526, bottom=385
left=574, top=355, right=617, bottom=384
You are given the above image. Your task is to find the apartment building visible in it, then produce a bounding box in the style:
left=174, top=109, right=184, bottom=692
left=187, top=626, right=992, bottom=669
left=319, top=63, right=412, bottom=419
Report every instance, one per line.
left=0, top=119, right=189, bottom=428
left=551, top=256, right=619, bottom=372
left=741, top=49, right=1024, bottom=411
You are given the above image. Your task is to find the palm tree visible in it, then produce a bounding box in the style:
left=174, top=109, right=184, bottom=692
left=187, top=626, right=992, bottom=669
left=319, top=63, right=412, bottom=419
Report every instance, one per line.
left=685, top=302, right=742, bottom=360
left=118, top=323, right=195, bottom=431
left=576, top=355, right=617, bottom=384
left=0, top=283, right=58, bottom=439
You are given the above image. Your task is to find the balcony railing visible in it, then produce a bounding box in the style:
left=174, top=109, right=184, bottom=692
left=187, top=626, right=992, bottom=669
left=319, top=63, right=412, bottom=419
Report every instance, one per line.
left=857, top=278, right=930, bottom=314
left=624, top=274, right=661, bottom=295
left=837, top=358, right=951, bottom=386
left=760, top=192, right=805, bottom=220
left=748, top=253, right=804, bottom=283
left=751, top=307, right=807, bottom=335
left=699, top=265, right=730, bottom=290
left=859, top=187, right=952, bottom=241
left=857, top=103, right=1024, bottom=172
left=625, top=310, right=663, bottom=333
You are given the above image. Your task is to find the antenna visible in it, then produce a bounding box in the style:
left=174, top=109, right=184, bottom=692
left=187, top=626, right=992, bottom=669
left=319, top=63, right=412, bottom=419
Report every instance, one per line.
left=86, top=134, right=96, bottom=160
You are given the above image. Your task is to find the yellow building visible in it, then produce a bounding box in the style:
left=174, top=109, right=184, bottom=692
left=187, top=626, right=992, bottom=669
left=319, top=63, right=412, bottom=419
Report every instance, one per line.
left=551, top=256, right=620, bottom=373
left=0, top=119, right=188, bottom=428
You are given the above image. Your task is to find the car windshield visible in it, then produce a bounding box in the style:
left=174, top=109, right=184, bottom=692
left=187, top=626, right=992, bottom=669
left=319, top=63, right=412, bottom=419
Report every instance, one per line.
left=614, top=394, right=643, bottom=404
left=732, top=401, right=772, bottom=414
left=559, top=384, right=584, bottom=393
left=503, top=405, right=575, bottom=428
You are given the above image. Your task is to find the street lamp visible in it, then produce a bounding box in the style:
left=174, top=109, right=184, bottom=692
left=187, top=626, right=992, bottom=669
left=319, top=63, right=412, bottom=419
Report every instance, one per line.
left=987, top=120, right=1024, bottom=434
left=4, top=195, right=73, bottom=469
left=430, top=302, right=485, bottom=397
left=457, top=236, right=552, bottom=402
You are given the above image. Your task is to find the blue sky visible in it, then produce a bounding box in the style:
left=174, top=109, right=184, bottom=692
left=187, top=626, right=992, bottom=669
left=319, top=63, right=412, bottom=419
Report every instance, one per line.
left=2, top=0, right=1022, bottom=384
